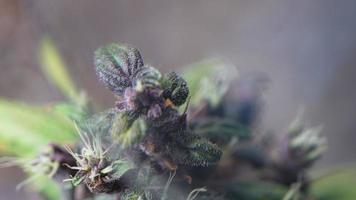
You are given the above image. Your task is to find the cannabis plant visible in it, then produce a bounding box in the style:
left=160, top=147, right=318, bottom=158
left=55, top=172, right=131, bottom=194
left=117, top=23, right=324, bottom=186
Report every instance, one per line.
left=1, top=38, right=356, bottom=200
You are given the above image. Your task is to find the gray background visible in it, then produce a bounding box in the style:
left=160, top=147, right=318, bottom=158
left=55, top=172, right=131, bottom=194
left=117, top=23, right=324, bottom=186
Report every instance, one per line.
left=1, top=0, right=356, bottom=199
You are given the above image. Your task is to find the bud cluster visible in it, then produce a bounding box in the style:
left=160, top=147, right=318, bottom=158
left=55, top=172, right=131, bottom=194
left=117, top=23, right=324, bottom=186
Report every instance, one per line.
left=3, top=43, right=329, bottom=200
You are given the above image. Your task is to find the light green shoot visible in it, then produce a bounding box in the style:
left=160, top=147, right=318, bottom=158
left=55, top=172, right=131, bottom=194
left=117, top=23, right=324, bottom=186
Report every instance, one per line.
left=39, top=37, right=86, bottom=107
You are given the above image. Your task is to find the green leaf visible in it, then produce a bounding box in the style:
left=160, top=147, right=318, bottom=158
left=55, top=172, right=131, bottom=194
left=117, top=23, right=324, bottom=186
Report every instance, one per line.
left=282, top=182, right=302, bottom=200
left=120, top=189, right=145, bottom=200
left=226, top=181, right=288, bottom=200
left=71, top=175, right=86, bottom=187
left=52, top=103, right=88, bottom=122
left=111, top=112, right=147, bottom=148
left=39, top=37, right=84, bottom=106
left=35, top=176, right=62, bottom=200
left=311, top=169, right=356, bottom=200
left=111, top=159, right=135, bottom=179
left=78, top=108, right=117, bottom=139
left=93, top=194, right=117, bottom=200
left=0, top=99, right=78, bottom=157
left=183, top=58, right=238, bottom=108
left=114, top=117, right=146, bottom=149
left=192, top=118, right=251, bottom=146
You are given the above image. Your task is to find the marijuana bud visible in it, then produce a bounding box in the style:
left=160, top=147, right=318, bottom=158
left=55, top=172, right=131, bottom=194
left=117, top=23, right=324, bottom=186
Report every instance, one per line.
left=281, top=112, right=327, bottom=169
left=182, top=135, right=222, bottom=167
left=162, top=72, right=190, bottom=107
left=272, top=113, right=327, bottom=186
left=286, top=125, right=327, bottom=168
left=64, top=128, right=135, bottom=193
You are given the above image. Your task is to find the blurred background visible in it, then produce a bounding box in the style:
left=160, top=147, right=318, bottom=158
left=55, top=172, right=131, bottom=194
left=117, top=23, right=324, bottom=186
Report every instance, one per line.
left=1, top=0, right=356, bottom=199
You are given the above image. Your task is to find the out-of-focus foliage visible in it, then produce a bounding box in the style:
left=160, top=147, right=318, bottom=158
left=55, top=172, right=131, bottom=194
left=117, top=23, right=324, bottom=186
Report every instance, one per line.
left=0, top=99, right=77, bottom=157
left=0, top=37, right=87, bottom=200
left=35, top=176, right=62, bottom=200
left=183, top=58, right=238, bottom=108
left=225, top=181, right=288, bottom=200
left=0, top=100, right=78, bottom=200
left=113, top=116, right=147, bottom=148
left=0, top=100, right=77, bottom=200
left=311, top=169, right=356, bottom=200
left=40, top=37, right=86, bottom=107
left=1, top=39, right=354, bottom=200
left=192, top=118, right=251, bottom=146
